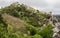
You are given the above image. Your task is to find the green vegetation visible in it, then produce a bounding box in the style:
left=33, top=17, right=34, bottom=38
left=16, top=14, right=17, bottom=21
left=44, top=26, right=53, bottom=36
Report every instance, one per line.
left=0, top=2, right=57, bottom=38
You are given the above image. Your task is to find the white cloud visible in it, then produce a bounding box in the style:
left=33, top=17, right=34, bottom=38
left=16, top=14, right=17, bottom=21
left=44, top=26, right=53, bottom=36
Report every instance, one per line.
left=45, top=0, right=59, bottom=5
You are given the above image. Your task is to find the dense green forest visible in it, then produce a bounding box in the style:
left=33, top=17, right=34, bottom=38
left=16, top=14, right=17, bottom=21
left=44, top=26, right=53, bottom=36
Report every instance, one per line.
left=0, top=2, right=58, bottom=38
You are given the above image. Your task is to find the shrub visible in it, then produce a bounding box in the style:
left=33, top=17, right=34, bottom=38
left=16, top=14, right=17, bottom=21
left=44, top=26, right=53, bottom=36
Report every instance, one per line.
left=37, top=23, right=53, bottom=38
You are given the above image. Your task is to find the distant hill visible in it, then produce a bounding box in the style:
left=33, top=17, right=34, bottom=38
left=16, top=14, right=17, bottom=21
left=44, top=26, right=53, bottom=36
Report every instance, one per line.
left=53, top=15, right=60, bottom=22
left=53, top=15, right=60, bottom=18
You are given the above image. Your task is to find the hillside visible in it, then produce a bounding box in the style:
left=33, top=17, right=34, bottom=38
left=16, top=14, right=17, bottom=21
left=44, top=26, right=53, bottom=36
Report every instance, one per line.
left=0, top=2, right=58, bottom=38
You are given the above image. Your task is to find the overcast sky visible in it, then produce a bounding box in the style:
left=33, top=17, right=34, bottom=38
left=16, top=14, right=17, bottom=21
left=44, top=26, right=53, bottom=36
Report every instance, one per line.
left=0, top=0, right=60, bottom=15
